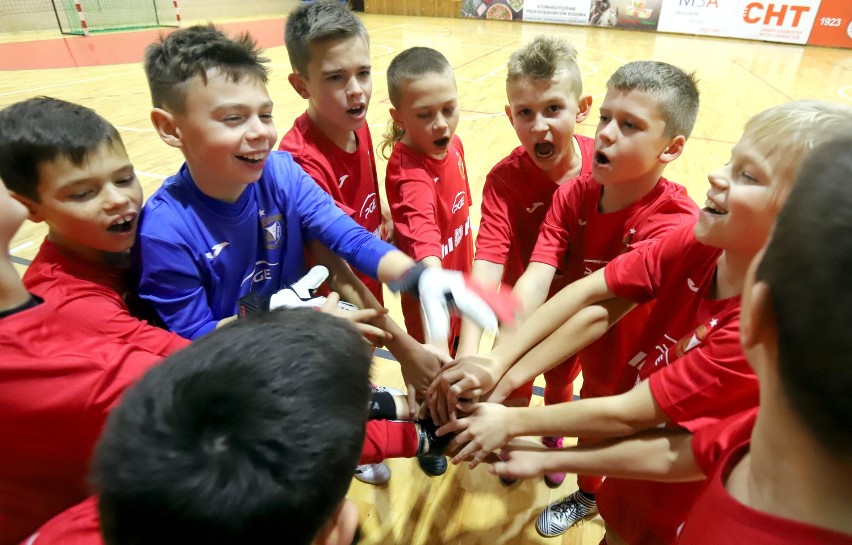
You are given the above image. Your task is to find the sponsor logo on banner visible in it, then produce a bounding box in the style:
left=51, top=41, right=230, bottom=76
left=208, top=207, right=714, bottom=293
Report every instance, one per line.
left=659, top=0, right=819, bottom=43
left=523, top=0, right=592, bottom=25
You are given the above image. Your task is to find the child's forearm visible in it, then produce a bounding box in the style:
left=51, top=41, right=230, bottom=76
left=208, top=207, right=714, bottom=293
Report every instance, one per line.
left=376, top=250, right=417, bottom=283
left=496, top=429, right=702, bottom=483
left=494, top=298, right=636, bottom=399
left=486, top=269, right=617, bottom=376
left=505, top=381, right=669, bottom=439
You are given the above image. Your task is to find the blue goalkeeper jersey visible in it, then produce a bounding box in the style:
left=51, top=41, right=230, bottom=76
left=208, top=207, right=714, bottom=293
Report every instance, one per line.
left=135, top=151, right=395, bottom=339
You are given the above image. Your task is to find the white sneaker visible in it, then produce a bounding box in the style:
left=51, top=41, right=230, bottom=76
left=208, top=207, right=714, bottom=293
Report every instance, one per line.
left=536, top=490, right=598, bottom=537
left=354, top=463, right=391, bottom=485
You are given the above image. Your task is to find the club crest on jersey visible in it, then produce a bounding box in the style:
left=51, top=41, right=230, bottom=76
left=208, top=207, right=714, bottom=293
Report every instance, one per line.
left=360, top=192, right=378, bottom=220
left=261, top=212, right=283, bottom=250
left=454, top=225, right=464, bottom=247
left=456, top=151, right=466, bottom=181
left=451, top=191, right=466, bottom=214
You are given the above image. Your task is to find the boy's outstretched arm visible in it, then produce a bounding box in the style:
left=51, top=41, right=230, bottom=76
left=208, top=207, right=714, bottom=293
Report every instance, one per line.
left=489, top=296, right=636, bottom=403
left=456, top=259, right=505, bottom=357
left=431, top=268, right=622, bottom=416
left=440, top=381, right=669, bottom=466
left=489, top=430, right=702, bottom=483
left=310, top=241, right=445, bottom=413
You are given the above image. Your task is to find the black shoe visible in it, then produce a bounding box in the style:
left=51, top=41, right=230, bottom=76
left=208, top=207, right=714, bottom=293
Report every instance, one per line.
left=417, top=454, right=448, bottom=476
left=415, top=417, right=451, bottom=457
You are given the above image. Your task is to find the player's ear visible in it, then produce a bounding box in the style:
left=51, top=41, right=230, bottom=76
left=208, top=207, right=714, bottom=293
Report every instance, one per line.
left=504, top=104, right=515, bottom=126
left=575, top=94, right=592, bottom=123
left=659, top=135, right=686, bottom=164
left=389, top=108, right=404, bottom=132
left=288, top=72, right=311, bottom=100
left=150, top=108, right=182, bottom=149
left=10, top=192, right=43, bottom=223
left=312, top=499, right=360, bottom=545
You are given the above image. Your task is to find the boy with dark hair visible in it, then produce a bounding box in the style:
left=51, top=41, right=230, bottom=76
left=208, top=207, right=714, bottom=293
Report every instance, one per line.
left=22, top=309, right=378, bottom=545
left=280, top=2, right=448, bottom=482
left=94, top=308, right=372, bottom=545
left=0, top=177, right=162, bottom=545
left=137, top=24, right=502, bottom=480
left=437, top=100, right=852, bottom=542
left=0, top=97, right=188, bottom=355
left=489, top=136, right=852, bottom=544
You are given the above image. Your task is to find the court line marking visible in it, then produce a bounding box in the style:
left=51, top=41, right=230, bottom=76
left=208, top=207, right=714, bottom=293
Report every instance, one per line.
left=839, top=86, right=852, bottom=101
left=10, top=241, right=33, bottom=254
left=136, top=170, right=168, bottom=180
left=0, top=70, right=138, bottom=97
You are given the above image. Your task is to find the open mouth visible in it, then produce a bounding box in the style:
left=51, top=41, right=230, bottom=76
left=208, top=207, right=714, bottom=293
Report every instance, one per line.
left=433, top=137, right=450, bottom=148
left=108, top=213, right=135, bottom=233
left=236, top=152, right=266, bottom=165
left=703, top=200, right=727, bottom=215
left=595, top=151, right=610, bottom=165
left=347, top=105, right=365, bottom=116
left=534, top=142, right=555, bottom=159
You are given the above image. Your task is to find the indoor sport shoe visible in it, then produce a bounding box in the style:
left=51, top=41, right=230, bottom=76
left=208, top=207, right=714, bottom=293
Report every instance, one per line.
left=354, top=463, right=391, bottom=486
left=417, top=454, right=448, bottom=477
left=542, top=436, right=566, bottom=488
left=536, top=490, right=598, bottom=537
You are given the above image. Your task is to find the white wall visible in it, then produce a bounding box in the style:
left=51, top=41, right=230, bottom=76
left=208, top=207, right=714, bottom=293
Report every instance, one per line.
left=0, top=0, right=300, bottom=33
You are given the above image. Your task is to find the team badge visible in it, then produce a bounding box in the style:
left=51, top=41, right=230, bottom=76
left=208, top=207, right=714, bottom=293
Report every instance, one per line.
left=457, top=152, right=466, bottom=180
left=261, top=212, right=283, bottom=250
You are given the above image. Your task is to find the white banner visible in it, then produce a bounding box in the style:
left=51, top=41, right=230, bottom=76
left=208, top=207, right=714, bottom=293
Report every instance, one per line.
left=523, top=0, right=593, bottom=25
left=658, top=0, right=822, bottom=44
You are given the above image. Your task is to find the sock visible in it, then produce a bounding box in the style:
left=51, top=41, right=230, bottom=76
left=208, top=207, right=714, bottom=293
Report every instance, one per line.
left=578, top=490, right=596, bottom=503
left=368, top=391, right=398, bottom=420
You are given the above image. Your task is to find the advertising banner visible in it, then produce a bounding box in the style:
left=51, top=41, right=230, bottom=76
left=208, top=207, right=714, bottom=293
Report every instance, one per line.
left=461, top=0, right=524, bottom=20
left=658, top=0, right=737, bottom=37
left=610, top=0, right=663, bottom=31
left=725, top=0, right=821, bottom=44
left=807, top=0, right=852, bottom=48
left=659, top=0, right=822, bottom=44
left=523, top=0, right=593, bottom=25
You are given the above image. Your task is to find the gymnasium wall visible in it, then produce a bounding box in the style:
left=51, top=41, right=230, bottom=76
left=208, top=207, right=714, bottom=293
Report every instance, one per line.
left=366, top=0, right=851, bottom=49
left=0, top=0, right=300, bottom=33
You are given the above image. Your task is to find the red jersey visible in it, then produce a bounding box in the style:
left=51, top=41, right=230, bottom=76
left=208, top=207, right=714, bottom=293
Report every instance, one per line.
left=597, top=225, right=759, bottom=545
left=279, top=112, right=383, bottom=302
left=0, top=299, right=161, bottom=545
left=385, top=136, right=474, bottom=344
left=680, top=409, right=852, bottom=544
left=532, top=175, right=698, bottom=398
left=474, top=136, right=594, bottom=288
left=20, top=497, right=102, bottom=545
left=23, top=239, right=189, bottom=355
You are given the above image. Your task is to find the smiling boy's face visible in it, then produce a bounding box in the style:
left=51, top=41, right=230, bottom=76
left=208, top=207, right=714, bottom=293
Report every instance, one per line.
left=693, top=135, right=789, bottom=256
left=391, top=71, right=459, bottom=160
left=17, top=141, right=143, bottom=263
left=164, top=69, right=278, bottom=202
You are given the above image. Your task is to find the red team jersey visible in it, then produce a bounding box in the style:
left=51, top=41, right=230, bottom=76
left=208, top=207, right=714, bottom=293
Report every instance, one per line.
left=279, top=112, right=384, bottom=302
left=474, top=136, right=594, bottom=288
left=385, top=136, right=474, bottom=345
left=679, top=409, right=852, bottom=545
left=23, top=239, right=189, bottom=355
left=0, top=300, right=161, bottom=545
left=532, top=174, right=698, bottom=399
left=597, top=225, right=759, bottom=545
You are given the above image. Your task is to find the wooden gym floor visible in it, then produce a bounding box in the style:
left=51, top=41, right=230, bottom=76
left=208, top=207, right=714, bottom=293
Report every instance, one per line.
left=2, top=13, right=850, bottom=545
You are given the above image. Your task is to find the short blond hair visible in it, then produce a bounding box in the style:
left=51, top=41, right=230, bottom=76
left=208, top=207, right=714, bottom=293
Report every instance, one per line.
left=506, top=35, right=582, bottom=99
left=744, top=100, right=852, bottom=197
